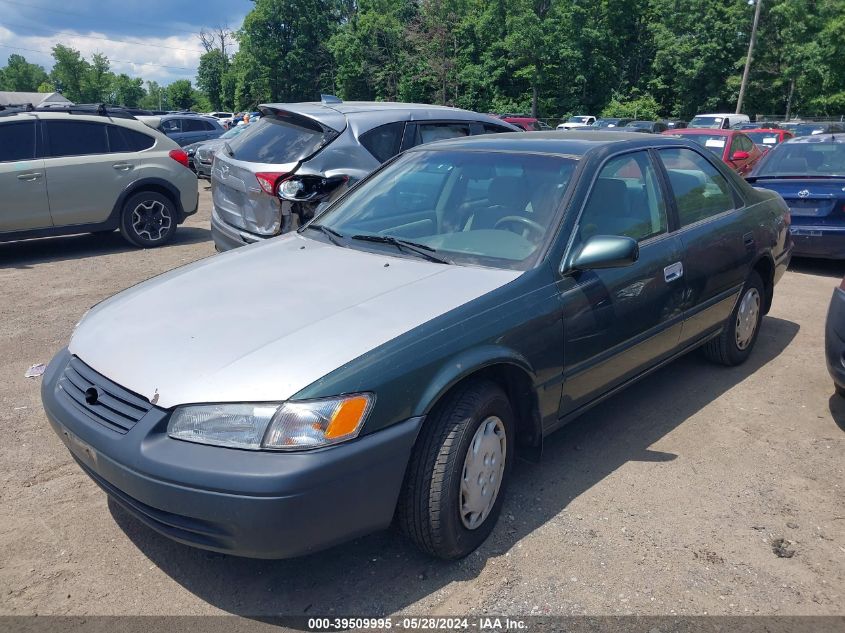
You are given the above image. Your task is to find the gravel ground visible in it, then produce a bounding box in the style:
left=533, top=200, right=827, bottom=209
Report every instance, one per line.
left=0, top=183, right=843, bottom=618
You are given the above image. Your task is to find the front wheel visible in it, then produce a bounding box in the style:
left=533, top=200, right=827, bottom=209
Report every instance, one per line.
left=397, top=380, right=514, bottom=559
left=119, top=191, right=177, bottom=248
left=703, top=271, right=764, bottom=366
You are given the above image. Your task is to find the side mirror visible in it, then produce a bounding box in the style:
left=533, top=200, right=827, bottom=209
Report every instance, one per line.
left=564, top=235, right=639, bottom=273
left=730, top=150, right=750, bottom=161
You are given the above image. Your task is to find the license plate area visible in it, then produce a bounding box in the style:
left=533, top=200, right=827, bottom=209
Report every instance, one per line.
left=59, top=427, right=98, bottom=469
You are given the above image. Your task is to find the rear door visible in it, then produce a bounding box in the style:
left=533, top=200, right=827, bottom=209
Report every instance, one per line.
left=656, top=146, right=750, bottom=344
left=559, top=150, right=686, bottom=413
left=0, top=119, right=52, bottom=232
left=43, top=119, right=138, bottom=226
left=159, top=118, right=183, bottom=144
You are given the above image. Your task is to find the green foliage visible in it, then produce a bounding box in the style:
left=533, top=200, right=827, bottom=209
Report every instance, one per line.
left=601, top=93, right=661, bottom=119
left=3, top=0, right=843, bottom=118
left=167, top=79, right=195, bottom=110
left=197, top=49, right=228, bottom=110
left=0, top=54, right=49, bottom=92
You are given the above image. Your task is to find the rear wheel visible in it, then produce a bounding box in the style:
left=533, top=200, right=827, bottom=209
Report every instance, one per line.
left=119, top=191, right=177, bottom=248
left=397, top=380, right=514, bottom=559
left=703, top=271, right=764, bottom=366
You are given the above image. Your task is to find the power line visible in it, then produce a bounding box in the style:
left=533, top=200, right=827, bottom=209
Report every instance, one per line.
left=0, top=20, right=206, bottom=54
left=0, top=43, right=196, bottom=71
left=0, top=0, right=206, bottom=37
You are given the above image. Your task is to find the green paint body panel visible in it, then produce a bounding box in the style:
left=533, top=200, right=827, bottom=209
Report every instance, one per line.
left=294, top=135, right=792, bottom=446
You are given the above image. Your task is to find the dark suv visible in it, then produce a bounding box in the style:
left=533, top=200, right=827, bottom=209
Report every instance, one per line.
left=141, top=113, right=225, bottom=147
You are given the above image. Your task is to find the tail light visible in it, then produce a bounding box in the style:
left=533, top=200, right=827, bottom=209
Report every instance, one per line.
left=169, top=149, right=190, bottom=169
left=255, top=172, right=290, bottom=195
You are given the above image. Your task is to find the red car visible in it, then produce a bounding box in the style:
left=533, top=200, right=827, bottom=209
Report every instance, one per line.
left=742, top=128, right=794, bottom=154
left=661, top=128, right=763, bottom=175
left=500, top=116, right=542, bottom=131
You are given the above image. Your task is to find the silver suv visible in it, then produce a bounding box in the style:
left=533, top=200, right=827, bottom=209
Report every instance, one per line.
left=211, top=98, right=518, bottom=251
left=0, top=104, right=198, bottom=248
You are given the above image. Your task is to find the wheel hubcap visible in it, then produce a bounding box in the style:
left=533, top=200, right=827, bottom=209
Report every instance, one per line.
left=460, top=416, right=506, bottom=530
left=131, top=200, right=171, bottom=241
left=735, top=287, right=761, bottom=350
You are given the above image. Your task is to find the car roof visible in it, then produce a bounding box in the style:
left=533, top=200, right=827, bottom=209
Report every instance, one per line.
left=664, top=128, right=734, bottom=136
left=261, top=100, right=483, bottom=116
left=744, top=128, right=787, bottom=133
left=784, top=133, right=845, bottom=144
left=410, top=130, right=683, bottom=156
left=694, top=113, right=746, bottom=118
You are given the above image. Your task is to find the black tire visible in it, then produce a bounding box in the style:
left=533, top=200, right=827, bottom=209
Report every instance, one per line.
left=119, top=191, right=177, bottom=248
left=703, top=271, right=765, bottom=366
left=835, top=384, right=845, bottom=398
left=397, top=380, right=515, bottom=560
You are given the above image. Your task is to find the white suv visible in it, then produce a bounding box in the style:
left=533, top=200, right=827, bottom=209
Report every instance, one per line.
left=0, top=104, right=198, bottom=248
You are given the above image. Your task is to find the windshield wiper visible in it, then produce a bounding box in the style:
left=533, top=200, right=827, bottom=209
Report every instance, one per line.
left=350, top=234, right=451, bottom=264
left=305, top=224, right=346, bottom=247
left=223, top=141, right=234, bottom=157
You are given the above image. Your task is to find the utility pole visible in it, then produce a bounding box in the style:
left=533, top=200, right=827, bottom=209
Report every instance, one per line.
left=736, top=0, right=763, bottom=114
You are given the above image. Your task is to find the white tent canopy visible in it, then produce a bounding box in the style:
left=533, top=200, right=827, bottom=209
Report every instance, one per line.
left=0, top=91, right=72, bottom=107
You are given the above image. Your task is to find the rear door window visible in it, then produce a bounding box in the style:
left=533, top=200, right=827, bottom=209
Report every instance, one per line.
left=122, top=128, right=156, bottom=151
left=45, top=120, right=109, bottom=157
left=227, top=115, right=333, bottom=164
left=0, top=121, right=37, bottom=162
left=359, top=121, right=405, bottom=163
left=658, top=148, right=736, bottom=226
left=413, top=122, right=471, bottom=146
left=182, top=119, right=208, bottom=132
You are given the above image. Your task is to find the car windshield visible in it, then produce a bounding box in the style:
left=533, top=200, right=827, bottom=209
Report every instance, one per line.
left=755, top=142, right=845, bottom=177
left=307, top=150, right=577, bottom=270
left=746, top=132, right=781, bottom=146
left=625, top=121, right=653, bottom=129
left=592, top=119, right=620, bottom=127
left=568, top=116, right=591, bottom=123
left=670, top=133, right=728, bottom=155
left=689, top=116, right=724, bottom=129
left=793, top=124, right=829, bottom=137
left=220, top=124, right=249, bottom=139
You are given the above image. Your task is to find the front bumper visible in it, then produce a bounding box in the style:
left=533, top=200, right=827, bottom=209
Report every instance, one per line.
left=825, top=287, right=845, bottom=391
left=789, top=225, right=845, bottom=259
left=42, top=349, right=422, bottom=559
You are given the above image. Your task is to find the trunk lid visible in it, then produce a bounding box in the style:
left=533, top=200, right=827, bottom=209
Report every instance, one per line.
left=754, top=178, right=845, bottom=223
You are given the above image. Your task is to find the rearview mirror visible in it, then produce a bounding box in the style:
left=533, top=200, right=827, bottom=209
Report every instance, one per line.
left=730, top=150, right=750, bottom=161
left=565, top=235, right=639, bottom=273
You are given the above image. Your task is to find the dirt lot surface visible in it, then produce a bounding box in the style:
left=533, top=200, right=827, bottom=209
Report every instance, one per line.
left=0, top=183, right=843, bottom=618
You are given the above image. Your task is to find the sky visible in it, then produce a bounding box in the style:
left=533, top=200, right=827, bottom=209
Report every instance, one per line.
left=0, top=0, right=254, bottom=85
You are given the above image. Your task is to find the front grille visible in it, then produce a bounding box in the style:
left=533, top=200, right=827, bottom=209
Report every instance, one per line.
left=56, top=356, right=152, bottom=434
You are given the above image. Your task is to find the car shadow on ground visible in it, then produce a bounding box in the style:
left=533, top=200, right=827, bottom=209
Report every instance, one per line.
left=0, top=227, right=212, bottom=269
left=827, top=394, right=845, bottom=431
left=109, top=315, right=799, bottom=620
left=788, top=256, right=845, bottom=279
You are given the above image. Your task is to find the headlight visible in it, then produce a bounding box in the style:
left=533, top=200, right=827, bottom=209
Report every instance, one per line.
left=167, top=394, right=373, bottom=451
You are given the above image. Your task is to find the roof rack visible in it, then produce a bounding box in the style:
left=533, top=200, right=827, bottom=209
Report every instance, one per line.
left=0, top=103, right=35, bottom=117
left=33, top=103, right=137, bottom=119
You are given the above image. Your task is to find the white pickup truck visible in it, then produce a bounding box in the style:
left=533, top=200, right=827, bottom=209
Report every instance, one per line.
left=556, top=115, right=596, bottom=130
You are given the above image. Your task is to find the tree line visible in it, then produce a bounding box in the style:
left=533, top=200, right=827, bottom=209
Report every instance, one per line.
left=2, top=0, right=843, bottom=120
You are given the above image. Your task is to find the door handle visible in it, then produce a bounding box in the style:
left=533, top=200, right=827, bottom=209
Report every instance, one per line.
left=112, top=163, right=133, bottom=171
left=664, top=262, right=684, bottom=282
left=17, top=172, right=42, bottom=181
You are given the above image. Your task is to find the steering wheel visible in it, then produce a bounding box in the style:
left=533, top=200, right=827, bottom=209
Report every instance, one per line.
left=493, top=215, right=545, bottom=241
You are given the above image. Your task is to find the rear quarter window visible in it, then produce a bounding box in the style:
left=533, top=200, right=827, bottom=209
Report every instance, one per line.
left=359, top=121, right=405, bottom=163
left=107, top=126, right=155, bottom=153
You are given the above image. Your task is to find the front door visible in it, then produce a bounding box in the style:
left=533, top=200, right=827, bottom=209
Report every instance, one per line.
left=558, top=150, right=686, bottom=415
left=655, top=147, right=749, bottom=344
left=0, top=120, right=52, bottom=232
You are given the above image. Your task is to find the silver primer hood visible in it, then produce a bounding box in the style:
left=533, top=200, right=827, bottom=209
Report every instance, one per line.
left=69, top=235, right=521, bottom=409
